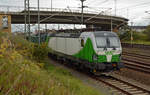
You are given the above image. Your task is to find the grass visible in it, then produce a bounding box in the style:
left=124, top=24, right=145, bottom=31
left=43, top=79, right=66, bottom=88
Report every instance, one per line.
left=0, top=31, right=104, bottom=95
left=120, top=30, right=150, bottom=45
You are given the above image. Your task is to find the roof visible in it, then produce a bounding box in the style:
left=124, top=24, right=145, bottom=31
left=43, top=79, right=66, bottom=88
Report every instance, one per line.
left=94, top=31, right=118, bottom=37
left=49, top=32, right=81, bottom=38
left=130, top=26, right=147, bottom=29
left=49, top=31, right=118, bottom=38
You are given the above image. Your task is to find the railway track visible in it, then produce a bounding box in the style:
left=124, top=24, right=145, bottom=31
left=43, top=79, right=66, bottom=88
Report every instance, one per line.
left=122, top=52, right=150, bottom=74
left=123, top=52, right=150, bottom=60
left=51, top=59, right=150, bottom=95
left=49, top=57, right=150, bottom=95
left=122, top=43, right=150, bottom=49
left=93, top=75, right=150, bottom=95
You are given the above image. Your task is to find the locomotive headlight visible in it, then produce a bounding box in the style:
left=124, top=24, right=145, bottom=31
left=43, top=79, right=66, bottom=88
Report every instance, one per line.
left=93, top=54, right=98, bottom=61
left=98, top=51, right=105, bottom=55
left=114, top=50, right=121, bottom=54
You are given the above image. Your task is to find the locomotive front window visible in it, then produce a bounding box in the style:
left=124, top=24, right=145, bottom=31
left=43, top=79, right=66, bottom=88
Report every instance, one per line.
left=108, top=37, right=120, bottom=48
left=95, top=37, right=120, bottom=48
left=95, top=37, right=107, bottom=48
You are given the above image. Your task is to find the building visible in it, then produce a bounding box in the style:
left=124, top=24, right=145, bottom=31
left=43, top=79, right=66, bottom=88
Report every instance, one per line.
left=0, top=14, right=11, bottom=32
left=130, top=26, right=147, bottom=32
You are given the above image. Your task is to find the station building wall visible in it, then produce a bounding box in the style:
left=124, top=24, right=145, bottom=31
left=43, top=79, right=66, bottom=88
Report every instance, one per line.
left=0, top=14, right=11, bottom=33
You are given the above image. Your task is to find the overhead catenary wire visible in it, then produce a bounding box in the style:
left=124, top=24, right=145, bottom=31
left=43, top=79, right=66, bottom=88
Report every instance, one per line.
left=117, top=3, right=150, bottom=19
left=117, top=4, right=150, bottom=15
left=85, top=0, right=95, bottom=5
left=117, top=1, right=150, bottom=11
left=86, top=0, right=109, bottom=6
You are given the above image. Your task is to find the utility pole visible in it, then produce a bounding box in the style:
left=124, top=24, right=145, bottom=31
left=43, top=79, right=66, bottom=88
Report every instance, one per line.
left=80, top=0, right=86, bottom=25
left=110, top=9, right=113, bottom=32
left=131, top=22, right=133, bottom=47
left=111, top=16, right=113, bottom=32
left=45, top=24, right=47, bottom=33
left=24, top=0, right=30, bottom=40
left=28, top=0, right=31, bottom=41
left=24, top=0, right=27, bottom=37
left=114, top=0, right=117, bottom=16
left=51, top=0, right=53, bottom=11
left=127, top=8, right=129, bottom=18
left=74, top=24, right=76, bottom=29
left=38, top=0, right=40, bottom=44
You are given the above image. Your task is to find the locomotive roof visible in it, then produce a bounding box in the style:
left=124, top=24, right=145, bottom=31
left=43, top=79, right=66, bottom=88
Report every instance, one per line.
left=94, top=31, right=118, bottom=37
left=49, top=32, right=81, bottom=38
left=49, top=31, right=118, bottom=38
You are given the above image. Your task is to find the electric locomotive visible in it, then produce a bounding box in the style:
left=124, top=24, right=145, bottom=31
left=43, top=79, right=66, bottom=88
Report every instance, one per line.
left=47, top=31, right=124, bottom=73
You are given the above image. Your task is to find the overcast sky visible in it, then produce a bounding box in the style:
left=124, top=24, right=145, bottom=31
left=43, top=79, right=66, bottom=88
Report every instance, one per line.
left=1, top=0, right=150, bottom=31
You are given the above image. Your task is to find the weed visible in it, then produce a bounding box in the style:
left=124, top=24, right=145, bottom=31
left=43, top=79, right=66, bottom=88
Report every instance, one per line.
left=0, top=31, right=103, bottom=95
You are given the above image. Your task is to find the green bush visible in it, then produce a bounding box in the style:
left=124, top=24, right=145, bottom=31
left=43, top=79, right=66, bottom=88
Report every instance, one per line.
left=30, top=43, right=50, bottom=62
left=119, top=30, right=131, bottom=41
left=143, top=25, right=150, bottom=41
left=0, top=31, right=103, bottom=95
left=120, top=29, right=149, bottom=42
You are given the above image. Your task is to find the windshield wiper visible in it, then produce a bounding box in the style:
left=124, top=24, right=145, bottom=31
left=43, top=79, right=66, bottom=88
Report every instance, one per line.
left=110, top=46, right=116, bottom=50
left=103, top=46, right=107, bottom=50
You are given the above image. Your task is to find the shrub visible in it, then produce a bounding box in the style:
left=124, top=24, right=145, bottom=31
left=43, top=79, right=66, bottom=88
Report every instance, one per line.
left=0, top=32, right=103, bottom=95
left=143, top=25, right=150, bottom=41
left=120, top=29, right=149, bottom=42
left=29, top=43, right=50, bottom=62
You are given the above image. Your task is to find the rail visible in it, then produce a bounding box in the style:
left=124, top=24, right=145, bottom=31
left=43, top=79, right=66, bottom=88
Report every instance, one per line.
left=93, top=75, right=150, bottom=95
left=122, top=43, right=150, bottom=49
left=122, top=52, right=150, bottom=74
left=49, top=53, right=150, bottom=95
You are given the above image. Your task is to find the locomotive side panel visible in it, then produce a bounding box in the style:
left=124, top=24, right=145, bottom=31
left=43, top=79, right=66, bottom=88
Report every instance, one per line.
left=66, top=38, right=81, bottom=55
left=48, top=37, right=82, bottom=56
left=48, top=37, right=56, bottom=51
left=56, top=37, right=66, bottom=54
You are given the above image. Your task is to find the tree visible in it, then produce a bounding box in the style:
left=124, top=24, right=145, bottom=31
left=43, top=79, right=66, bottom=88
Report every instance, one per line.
left=143, top=25, right=150, bottom=41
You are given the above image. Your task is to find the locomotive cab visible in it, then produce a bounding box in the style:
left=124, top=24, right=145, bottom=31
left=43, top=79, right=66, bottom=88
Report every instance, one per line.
left=80, top=31, right=123, bottom=72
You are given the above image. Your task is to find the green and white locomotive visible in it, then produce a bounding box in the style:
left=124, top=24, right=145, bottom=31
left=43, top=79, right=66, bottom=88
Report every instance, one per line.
left=48, top=31, right=124, bottom=73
